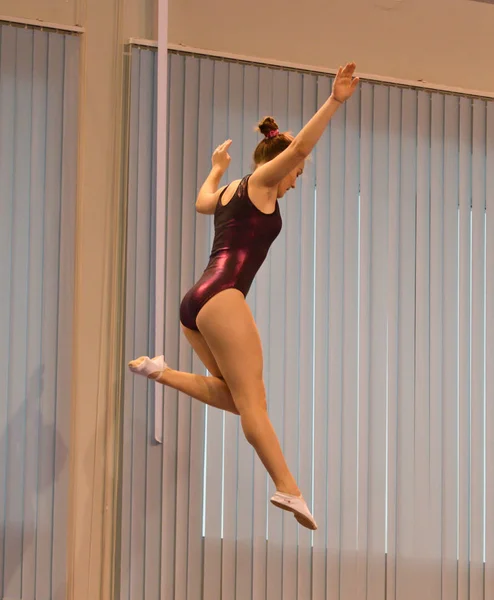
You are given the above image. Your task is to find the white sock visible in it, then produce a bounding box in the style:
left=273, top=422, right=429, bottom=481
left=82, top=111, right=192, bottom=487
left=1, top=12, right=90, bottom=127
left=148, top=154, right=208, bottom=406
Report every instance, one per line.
left=129, top=355, right=168, bottom=378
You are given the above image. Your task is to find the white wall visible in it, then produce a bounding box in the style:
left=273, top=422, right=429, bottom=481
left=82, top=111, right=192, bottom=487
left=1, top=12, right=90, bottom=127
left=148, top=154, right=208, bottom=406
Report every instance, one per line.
left=169, top=0, right=494, bottom=94
left=0, top=0, right=156, bottom=39
left=0, top=0, right=77, bottom=25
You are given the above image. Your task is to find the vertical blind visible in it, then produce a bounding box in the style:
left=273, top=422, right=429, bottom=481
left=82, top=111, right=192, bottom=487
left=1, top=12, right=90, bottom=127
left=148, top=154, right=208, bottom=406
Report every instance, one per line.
left=0, top=24, right=79, bottom=600
left=122, top=47, right=494, bottom=600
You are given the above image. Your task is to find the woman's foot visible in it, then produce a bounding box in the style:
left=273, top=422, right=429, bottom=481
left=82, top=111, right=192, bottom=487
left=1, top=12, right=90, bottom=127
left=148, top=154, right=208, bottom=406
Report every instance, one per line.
left=128, top=355, right=168, bottom=379
left=270, top=491, right=317, bottom=530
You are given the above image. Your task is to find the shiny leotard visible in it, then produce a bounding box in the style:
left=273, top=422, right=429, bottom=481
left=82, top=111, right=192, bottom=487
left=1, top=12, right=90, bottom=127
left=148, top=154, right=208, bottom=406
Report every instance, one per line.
left=180, top=175, right=282, bottom=330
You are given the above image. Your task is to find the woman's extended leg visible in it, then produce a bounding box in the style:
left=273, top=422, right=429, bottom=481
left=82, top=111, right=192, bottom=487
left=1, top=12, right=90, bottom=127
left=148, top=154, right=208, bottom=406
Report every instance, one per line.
left=196, top=288, right=300, bottom=496
left=128, top=326, right=239, bottom=415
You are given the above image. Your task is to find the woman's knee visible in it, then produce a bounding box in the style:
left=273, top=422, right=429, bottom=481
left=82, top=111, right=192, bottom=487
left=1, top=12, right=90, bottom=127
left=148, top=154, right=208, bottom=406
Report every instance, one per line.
left=210, top=376, right=240, bottom=415
left=234, top=381, right=268, bottom=413
left=231, top=377, right=266, bottom=409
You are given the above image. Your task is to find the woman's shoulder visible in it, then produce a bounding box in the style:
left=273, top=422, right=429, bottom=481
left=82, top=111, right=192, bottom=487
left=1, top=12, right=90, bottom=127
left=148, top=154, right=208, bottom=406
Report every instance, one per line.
left=218, top=177, right=246, bottom=207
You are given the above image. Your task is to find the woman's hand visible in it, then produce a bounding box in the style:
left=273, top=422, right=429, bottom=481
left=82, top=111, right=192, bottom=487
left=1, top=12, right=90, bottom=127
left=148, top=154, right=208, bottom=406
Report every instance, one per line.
left=331, top=62, right=359, bottom=103
left=212, top=139, right=232, bottom=172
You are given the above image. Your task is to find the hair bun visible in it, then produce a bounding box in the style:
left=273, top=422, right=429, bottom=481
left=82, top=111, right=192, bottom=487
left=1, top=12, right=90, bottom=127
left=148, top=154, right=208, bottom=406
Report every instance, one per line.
left=258, top=116, right=279, bottom=137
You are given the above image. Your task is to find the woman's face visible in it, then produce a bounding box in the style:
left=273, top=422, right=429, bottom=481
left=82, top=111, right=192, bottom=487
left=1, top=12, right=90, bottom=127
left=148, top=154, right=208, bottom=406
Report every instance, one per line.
left=276, top=162, right=305, bottom=198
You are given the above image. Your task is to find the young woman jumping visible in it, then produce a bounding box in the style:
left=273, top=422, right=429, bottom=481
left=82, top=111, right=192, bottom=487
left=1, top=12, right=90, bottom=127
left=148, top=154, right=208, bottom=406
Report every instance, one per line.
left=129, top=62, right=360, bottom=530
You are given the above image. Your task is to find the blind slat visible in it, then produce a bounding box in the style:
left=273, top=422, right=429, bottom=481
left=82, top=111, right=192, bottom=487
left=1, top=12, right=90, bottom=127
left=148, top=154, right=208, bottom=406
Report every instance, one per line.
left=458, top=96, right=473, bottom=600
left=312, top=73, right=332, bottom=600
left=383, top=85, right=402, bottom=600
left=470, top=99, right=487, bottom=600
left=296, top=73, right=317, bottom=600
left=265, top=67, right=289, bottom=600
left=326, top=83, right=346, bottom=600
left=356, top=82, right=373, bottom=600
left=160, top=51, right=184, bottom=600
left=414, top=91, right=432, bottom=599
left=442, top=94, right=460, bottom=600
left=429, top=92, right=445, bottom=599
left=4, top=26, right=34, bottom=598
left=485, top=101, right=494, bottom=600
left=395, top=88, right=418, bottom=600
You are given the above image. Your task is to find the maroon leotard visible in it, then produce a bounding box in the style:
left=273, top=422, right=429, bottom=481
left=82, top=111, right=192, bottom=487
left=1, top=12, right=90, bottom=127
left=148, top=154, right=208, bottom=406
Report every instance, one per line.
left=180, top=175, right=282, bottom=330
